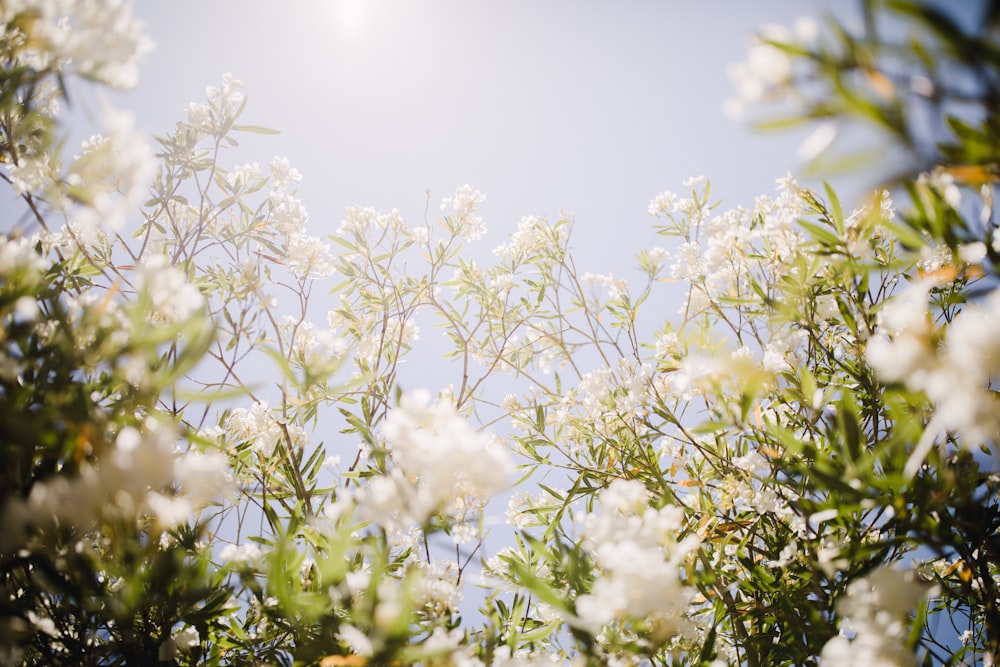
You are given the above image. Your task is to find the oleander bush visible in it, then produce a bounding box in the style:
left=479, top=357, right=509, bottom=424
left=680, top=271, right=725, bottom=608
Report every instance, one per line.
left=1, top=1, right=998, bottom=665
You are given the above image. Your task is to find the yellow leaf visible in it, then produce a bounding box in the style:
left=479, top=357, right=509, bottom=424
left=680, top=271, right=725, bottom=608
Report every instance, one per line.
left=759, top=445, right=781, bottom=459
left=320, top=656, right=368, bottom=667
left=714, top=520, right=753, bottom=535
left=940, top=164, right=999, bottom=187
left=695, top=514, right=713, bottom=538
left=942, top=559, right=964, bottom=577
left=865, top=68, right=895, bottom=101
left=98, top=282, right=121, bottom=315
left=917, top=265, right=959, bottom=284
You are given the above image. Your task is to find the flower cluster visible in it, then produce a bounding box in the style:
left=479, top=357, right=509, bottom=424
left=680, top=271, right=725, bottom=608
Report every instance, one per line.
left=225, top=400, right=307, bottom=458
left=441, top=184, right=487, bottom=241
left=136, top=254, right=206, bottom=324
left=724, top=18, right=819, bottom=119
left=65, top=107, right=156, bottom=238
left=352, top=389, right=513, bottom=537
left=2, top=418, right=229, bottom=552
left=1, top=0, right=152, bottom=88
left=574, top=480, right=699, bottom=645
left=867, top=279, right=1000, bottom=472
left=820, top=568, right=933, bottom=667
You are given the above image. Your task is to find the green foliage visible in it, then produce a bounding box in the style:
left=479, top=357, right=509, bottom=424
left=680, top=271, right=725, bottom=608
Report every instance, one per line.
left=1, top=1, right=999, bottom=665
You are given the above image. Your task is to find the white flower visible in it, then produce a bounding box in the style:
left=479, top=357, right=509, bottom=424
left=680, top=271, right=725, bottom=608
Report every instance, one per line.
left=648, top=190, right=678, bottom=216
left=441, top=185, right=486, bottom=241
left=10, top=0, right=153, bottom=88
left=727, top=42, right=792, bottom=103
left=226, top=400, right=298, bottom=458
left=412, top=560, right=461, bottom=617
left=204, top=73, right=245, bottom=121
left=226, top=161, right=264, bottom=192
left=26, top=610, right=58, bottom=638
left=269, top=191, right=309, bottom=236
left=492, top=215, right=566, bottom=263
left=959, top=241, right=987, bottom=264
left=269, top=155, right=302, bottom=191
left=336, top=623, right=373, bottom=656
left=146, top=491, right=193, bottom=529
left=67, top=106, right=155, bottom=235
left=818, top=567, right=932, bottom=667
left=7, top=152, right=54, bottom=196
left=868, top=283, right=1000, bottom=454
left=1, top=418, right=181, bottom=551
left=136, top=254, right=205, bottom=324
left=410, top=224, right=430, bottom=245
left=918, top=169, right=961, bottom=209
left=0, top=237, right=47, bottom=277
left=285, top=232, right=335, bottom=279
left=174, top=626, right=200, bottom=652
left=356, top=390, right=513, bottom=530
left=13, top=296, right=40, bottom=321
left=725, top=19, right=817, bottom=118
left=159, top=626, right=199, bottom=661
left=671, top=241, right=704, bottom=281
left=219, top=542, right=263, bottom=565
left=175, top=449, right=231, bottom=506
left=761, top=343, right=791, bottom=374
left=572, top=480, right=698, bottom=641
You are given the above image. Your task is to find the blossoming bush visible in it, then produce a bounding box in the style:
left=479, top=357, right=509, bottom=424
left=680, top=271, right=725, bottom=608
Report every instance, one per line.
left=1, top=0, right=998, bottom=665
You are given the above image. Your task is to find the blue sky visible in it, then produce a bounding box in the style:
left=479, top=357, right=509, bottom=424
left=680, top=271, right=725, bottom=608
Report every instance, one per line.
left=80, top=1, right=850, bottom=278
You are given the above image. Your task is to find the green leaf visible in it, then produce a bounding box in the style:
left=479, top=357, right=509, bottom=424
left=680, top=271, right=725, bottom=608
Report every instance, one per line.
left=231, top=124, right=281, bottom=135
left=823, top=181, right=844, bottom=234
left=751, top=115, right=813, bottom=132
left=799, top=219, right=844, bottom=251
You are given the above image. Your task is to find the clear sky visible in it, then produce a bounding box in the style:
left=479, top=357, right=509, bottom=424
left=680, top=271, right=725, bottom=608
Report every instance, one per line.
left=78, top=1, right=850, bottom=278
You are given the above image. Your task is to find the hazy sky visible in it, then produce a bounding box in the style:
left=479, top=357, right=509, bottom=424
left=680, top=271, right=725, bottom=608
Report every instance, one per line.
left=81, top=1, right=850, bottom=276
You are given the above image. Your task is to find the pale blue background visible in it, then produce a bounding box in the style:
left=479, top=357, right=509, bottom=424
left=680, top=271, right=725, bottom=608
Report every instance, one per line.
left=83, top=1, right=856, bottom=276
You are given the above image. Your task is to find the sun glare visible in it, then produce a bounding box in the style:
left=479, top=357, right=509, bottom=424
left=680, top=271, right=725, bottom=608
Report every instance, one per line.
left=324, top=0, right=370, bottom=40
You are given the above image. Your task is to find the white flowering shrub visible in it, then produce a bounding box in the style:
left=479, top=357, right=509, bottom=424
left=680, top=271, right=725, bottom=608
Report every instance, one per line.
left=1, top=1, right=999, bottom=666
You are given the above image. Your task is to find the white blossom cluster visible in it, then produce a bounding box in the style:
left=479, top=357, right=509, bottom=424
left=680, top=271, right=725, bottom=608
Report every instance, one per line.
left=64, top=107, right=156, bottom=239
left=724, top=18, right=820, bottom=119
left=538, top=359, right=656, bottom=468
left=2, top=0, right=153, bottom=217
left=866, top=280, right=1000, bottom=472
left=0, top=419, right=230, bottom=553
left=573, top=479, right=699, bottom=643
left=136, top=254, right=206, bottom=324
left=651, top=175, right=810, bottom=319
left=336, top=205, right=408, bottom=239
left=225, top=400, right=308, bottom=459
left=278, top=316, right=348, bottom=380
left=1, top=0, right=152, bottom=88
left=260, top=155, right=335, bottom=280
left=186, top=73, right=245, bottom=138
left=819, top=567, right=933, bottom=667
left=0, top=236, right=47, bottom=277
left=492, top=215, right=569, bottom=264
left=349, top=389, right=513, bottom=538
left=441, top=184, right=487, bottom=241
